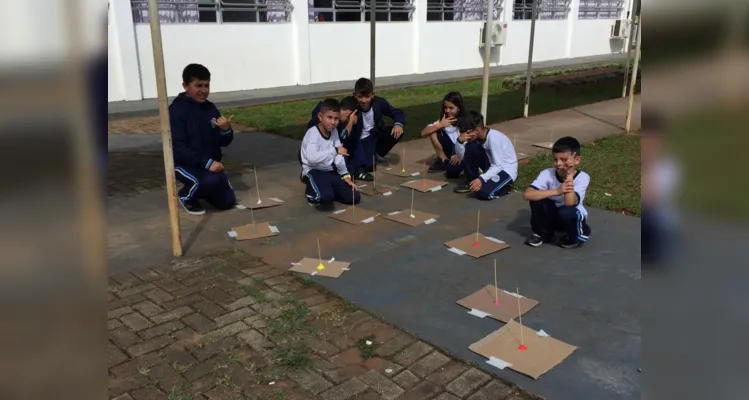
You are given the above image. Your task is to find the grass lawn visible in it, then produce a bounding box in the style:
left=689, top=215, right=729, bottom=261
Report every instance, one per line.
left=227, top=64, right=639, bottom=141
left=515, top=134, right=642, bottom=216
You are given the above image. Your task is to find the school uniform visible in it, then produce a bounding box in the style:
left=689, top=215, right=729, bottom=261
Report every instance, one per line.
left=528, top=168, right=592, bottom=244
left=170, top=93, right=236, bottom=210
left=455, top=129, right=517, bottom=200
left=427, top=121, right=463, bottom=178
left=301, top=125, right=361, bottom=205
left=309, top=97, right=406, bottom=172
left=301, top=106, right=365, bottom=178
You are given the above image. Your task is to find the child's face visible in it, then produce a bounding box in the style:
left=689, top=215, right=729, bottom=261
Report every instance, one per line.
left=183, top=78, right=210, bottom=103
left=354, top=92, right=375, bottom=111
left=318, top=109, right=340, bottom=133
left=443, top=101, right=459, bottom=119
left=339, top=109, right=354, bottom=123
left=553, top=151, right=580, bottom=174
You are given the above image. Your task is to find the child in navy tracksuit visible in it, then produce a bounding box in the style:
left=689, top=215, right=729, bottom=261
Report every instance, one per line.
left=308, top=78, right=406, bottom=180
left=170, top=64, right=236, bottom=215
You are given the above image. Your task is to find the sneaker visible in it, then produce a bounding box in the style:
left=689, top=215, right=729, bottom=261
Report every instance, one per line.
left=428, top=159, right=447, bottom=173
left=375, top=155, right=390, bottom=166
left=525, top=234, right=545, bottom=247
left=453, top=184, right=471, bottom=193
left=558, top=235, right=583, bottom=249
left=355, top=170, right=374, bottom=182
left=179, top=198, right=205, bottom=215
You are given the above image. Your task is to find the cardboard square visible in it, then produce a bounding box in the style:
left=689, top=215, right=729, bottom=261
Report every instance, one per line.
left=400, top=179, right=449, bottom=193
left=289, top=257, right=351, bottom=279
left=328, top=208, right=380, bottom=225
left=444, top=233, right=511, bottom=258
left=381, top=167, right=422, bottom=178
left=532, top=141, right=553, bottom=150
left=229, top=221, right=278, bottom=241
left=236, top=197, right=285, bottom=210
left=357, top=183, right=399, bottom=197
left=469, top=320, right=577, bottom=380
left=457, top=285, right=539, bottom=323
left=384, top=209, right=439, bottom=227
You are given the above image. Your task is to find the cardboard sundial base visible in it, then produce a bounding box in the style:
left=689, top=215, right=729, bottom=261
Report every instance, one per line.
left=357, top=184, right=398, bottom=197
left=384, top=209, right=439, bottom=227
left=289, top=257, right=351, bottom=279
left=469, top=320, right=577, bottom=380
left=328, top=208, right=380, bottom=225
left=236, top=197, right=285, bottom=210
left=381, top=167, right=422, bottom=178
left=532, top=142, right=553, bottom=150
left=400, top=179, right=449, bottom=193
left=229, top=221, right=279, bottom=241
left=444, top=233, right=511, bottom=258
left=457, top=285, right=539, bottom=323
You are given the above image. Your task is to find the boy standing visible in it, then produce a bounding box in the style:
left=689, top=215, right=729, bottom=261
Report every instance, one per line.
left=523, top=136, right=591, bottom=249
left=170, top=63, right=236, bottom=215
left=301, top=98, right=361, bottom=207
left=453, top=111, right=517, bottom=200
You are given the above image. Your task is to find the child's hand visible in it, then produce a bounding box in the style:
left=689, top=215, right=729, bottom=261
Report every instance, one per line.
left=208, top=161, right=224, bottom=172
left=337, top=145, right=349, bottom=156
left=561, top=179, right=574, bottom=194
left=449, top=155, right=460, bottom=166
left=391, top=125, right=404, bottom=139
left=459, top=131, right=476, bottom=143
left=348, top=109, right=358, bottom=127
left=215, top=115, right=234, bottom=131
left=439, top=115, right=456, bottom=128
left=344, top=176, right=357, bottom=189
left=469, top=178, right=483, bottom=192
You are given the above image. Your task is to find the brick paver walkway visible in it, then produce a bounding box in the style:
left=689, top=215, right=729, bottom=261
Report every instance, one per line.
left=108, top=247, right=538, bottom=400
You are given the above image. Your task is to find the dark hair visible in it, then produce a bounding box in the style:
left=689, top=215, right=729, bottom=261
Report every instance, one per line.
left=340, top=96, right=358, bottom=111
left=552, top=136, right=581, bottom=156
left=456, top=110, right=485, bottom=133
left=440, top=92, right=466, bottom=121
left=354, top=78, right=374, bottom=96
left=319, top=98, right=341, bottom=114
left=182, top=63, right=210, bottom=84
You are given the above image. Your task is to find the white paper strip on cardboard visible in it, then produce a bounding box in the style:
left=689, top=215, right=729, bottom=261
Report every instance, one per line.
left=291, top=262, right=301, bottom=266
left=235, top=204, right=247, bottom=210
left=428, top=186, right=442, bottom=192
left=357, top=184, right=367, bottom=188
left=332, top=209, right=346, bottom=215
left=269, top=226, right=280, bottom=233
left=311, top=271, right=318, bottom=276
left=467, top=309, right=491, bottom=318
left=424, top=218, right=437, bottom=225
left=342, top=268, right=350, bottom=271
left=227, top=231, right=238, bottom=238
left=486, top=356, right=513, bottom=370
left=383, top=191, right=392, bottom=196
left=388, top=211, right=402, bottom=216
left=536, top=329, right=550, bottom=337
left=362, top=217, right=375, bottom=223
left=502, top=290, right=524, bottom=298
left=269, top=197, right=284, bottom=203
left=328, top=257, right=335, bottom=263
left=447, top=247, right=467, bottom=256
left=405, top=180, right=417, bottom=184
left=485, top=236, right=505, bottom=244
left=410, top=172, right=420, bottom=176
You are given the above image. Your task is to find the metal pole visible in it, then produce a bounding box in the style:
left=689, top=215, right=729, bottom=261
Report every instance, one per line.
left=621, top=0, right=637, bottom=97
left=479, top=0, right=494, bottom=119
left=148, top=0, right=183, bottom=256
left=370, top=0, right=376, bottom=85
left=625, top=15, right=641, bottom=133
left=522, top=0, right=538, bottom=118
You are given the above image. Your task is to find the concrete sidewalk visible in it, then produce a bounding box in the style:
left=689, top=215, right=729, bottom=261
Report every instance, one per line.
left=108, top=53, right=626, bottom=119
left=109, top=96, right=641, bottom=400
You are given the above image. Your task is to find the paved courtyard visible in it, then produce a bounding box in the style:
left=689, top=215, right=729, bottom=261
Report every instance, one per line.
left=108, top=97, right=641, bottom=399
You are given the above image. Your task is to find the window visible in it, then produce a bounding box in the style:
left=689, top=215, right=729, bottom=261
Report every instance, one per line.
left=426, top=0, right=504, bottom=22
left=308, top=0, right=414, bottom=22
left=131, top=0, right=293, bottom=23
left=578, top=0, right=624, bottom=19
left=513, top=0, right=569, bottom=21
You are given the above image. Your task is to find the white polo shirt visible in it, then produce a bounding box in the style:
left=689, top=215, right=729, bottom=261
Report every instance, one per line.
left=428, top=121, right=461, bottom=144
left=530, top=168, right=591, bottom=218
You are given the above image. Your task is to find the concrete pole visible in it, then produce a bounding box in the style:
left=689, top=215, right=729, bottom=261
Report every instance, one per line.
left=148, top=0, right=183, bottom=256
left=479, top=0, right=494, bottom=120
left=625, top=15, right=641, bottom=133
left=621, top=0, right=637, bottom=97
left=370, top=1, right=376, bottom=85
left=523, top=0, right=538, bottom=118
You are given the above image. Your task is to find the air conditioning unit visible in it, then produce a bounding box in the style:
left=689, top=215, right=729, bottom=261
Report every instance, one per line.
left=480, top=23, right=508, bottom=47
left=611, top=19, right=631, bottom=39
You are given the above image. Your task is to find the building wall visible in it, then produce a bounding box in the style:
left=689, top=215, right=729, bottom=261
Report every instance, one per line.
left=108, top=0, right=632, bottom=102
